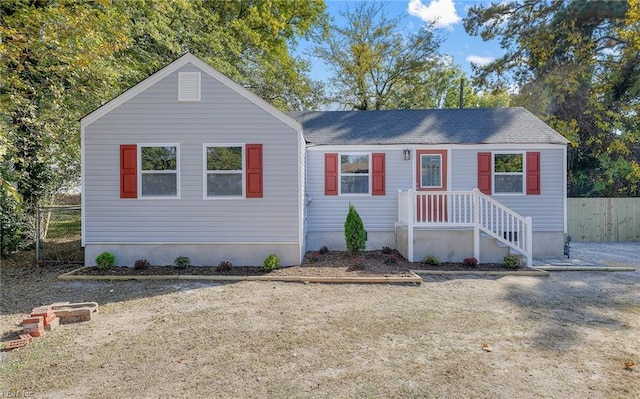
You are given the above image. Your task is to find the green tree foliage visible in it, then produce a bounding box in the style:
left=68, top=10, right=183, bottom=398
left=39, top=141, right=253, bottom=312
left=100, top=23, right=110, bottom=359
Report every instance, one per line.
left=315, top=1, right=445, bottom=110
left=0, top=0, right=327, bottom=254
left=111, top=0, right=327, bottom=111
left=464, top=0, right=640, bottom=197
left=315, top=1, right=508, bottom=111
left=344, top=203, right=366, bottom=255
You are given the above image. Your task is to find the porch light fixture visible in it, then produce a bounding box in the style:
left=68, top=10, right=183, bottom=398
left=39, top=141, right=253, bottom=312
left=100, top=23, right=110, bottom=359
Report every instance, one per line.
left=403, top=149, right=411, bottom=161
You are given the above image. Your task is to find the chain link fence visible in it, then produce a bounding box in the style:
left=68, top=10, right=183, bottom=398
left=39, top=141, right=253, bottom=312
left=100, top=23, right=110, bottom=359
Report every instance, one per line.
left=36, top=206, right=83, bottom=264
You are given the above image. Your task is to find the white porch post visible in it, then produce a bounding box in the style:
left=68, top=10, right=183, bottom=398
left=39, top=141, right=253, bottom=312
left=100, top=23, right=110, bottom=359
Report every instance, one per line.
left=473, top=189, right=480, bottom=263
left=407, top=189, right=414, bottom=262
left=525, top=216, right=533, bottom=267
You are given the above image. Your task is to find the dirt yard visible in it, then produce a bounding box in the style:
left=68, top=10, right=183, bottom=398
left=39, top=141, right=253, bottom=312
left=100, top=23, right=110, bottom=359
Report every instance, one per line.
left=1, top=253, right=638, bottom=398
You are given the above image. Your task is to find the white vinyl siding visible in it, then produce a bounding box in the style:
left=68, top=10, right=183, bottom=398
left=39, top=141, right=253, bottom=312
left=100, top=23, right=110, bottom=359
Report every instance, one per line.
left=83, top=65, right=300, bottom=243
left=451, top=147, right=565, bottom=232
left=306, top=148, right=411, bottom=232
left=305, top=146, right=565, bottom=234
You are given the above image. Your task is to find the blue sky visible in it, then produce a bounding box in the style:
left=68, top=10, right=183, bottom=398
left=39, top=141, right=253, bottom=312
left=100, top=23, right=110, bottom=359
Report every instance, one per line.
left=298, top=0, right=504, bottom=82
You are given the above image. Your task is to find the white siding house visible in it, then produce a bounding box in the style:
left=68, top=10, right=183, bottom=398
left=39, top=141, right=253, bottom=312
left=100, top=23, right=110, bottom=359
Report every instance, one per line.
left=82, top=54, right=569, bottom=267
left=81, top=54, right=305, bottom=266
left=289, top=109, right=569, bottom=266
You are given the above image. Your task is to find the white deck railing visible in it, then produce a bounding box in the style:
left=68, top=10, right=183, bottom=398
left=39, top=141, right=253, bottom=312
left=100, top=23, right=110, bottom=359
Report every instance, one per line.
left=397, top=189, right=533, bottom=266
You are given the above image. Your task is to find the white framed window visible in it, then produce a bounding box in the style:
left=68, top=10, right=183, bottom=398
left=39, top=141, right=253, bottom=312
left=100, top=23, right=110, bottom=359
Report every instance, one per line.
left=340, top=153, right=370, bottom=195
left=204, top=144, right=244, bottom=198
left=420, top=154, right=442, bottom=188
left=139, top=144, right=179, bottom=198
left=494, top=152, right=524, bottom=194
left=178, top=72, right=201, bottom=102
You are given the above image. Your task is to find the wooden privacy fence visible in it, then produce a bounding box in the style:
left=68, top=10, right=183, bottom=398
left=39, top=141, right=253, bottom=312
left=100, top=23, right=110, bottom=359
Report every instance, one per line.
left=567, top=198, right=640, bottom=242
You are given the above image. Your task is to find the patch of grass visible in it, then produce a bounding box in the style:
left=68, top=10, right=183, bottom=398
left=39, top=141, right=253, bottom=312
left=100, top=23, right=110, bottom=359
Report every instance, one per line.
left=45, top=212, right=81, bottom=239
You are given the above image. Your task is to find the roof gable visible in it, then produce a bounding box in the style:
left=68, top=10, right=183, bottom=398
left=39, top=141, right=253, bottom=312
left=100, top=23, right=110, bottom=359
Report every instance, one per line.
left=289, top=108, right=569, bottom=145
left=81, top=53, right=301, bottom=131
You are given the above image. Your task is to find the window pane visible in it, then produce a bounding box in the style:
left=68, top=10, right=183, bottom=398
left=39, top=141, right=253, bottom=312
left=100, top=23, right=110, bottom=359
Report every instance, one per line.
left=207, top=147, right=242, bottom=171
left=141, top=174, right=177, bottom=196
left=341, top=176, right=369, bottom=194
left=421, top=155, right=441, bottom=187
left=141, top=147, right=176, bottom=170
left=341, top=155, right=369, bottom=174
left=495, top=175, right=523, bottom=193
left=494, top=154, right=522, bottom=173
left=207, top=173, right=242, bottom=196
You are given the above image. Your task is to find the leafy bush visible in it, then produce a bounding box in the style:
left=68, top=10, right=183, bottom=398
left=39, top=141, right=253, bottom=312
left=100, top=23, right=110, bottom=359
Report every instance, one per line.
left=174, top=256, right=190, bottom=269
left=215, top=260, right=233, bottom=272
left=134, top=259, right=149, bottom=270
left=262, top=253, right=280, bottom=272
left=318, top=245, right=329, bottom=255
left=463, top=257, right=478, bottom=267
left=95, top=251, right=115, bottom=270
left=503, top=254, right=522, bottom=269
left=421, top=255, right=440, bottom=266
left=344, top=203, right=366, bottom=255
left=0, top=193, right=30, bottom=257
left=383, top=254, right=397, bottom=264
left=381, top=246, right=393, bottom=254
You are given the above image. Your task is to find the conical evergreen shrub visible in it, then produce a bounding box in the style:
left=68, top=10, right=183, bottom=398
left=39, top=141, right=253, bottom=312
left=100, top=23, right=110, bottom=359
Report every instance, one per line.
left=344, top=203, right=366, bottom=255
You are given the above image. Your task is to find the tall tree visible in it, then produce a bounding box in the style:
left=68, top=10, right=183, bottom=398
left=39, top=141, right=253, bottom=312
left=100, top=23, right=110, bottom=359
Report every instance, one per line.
left=112, top=0, right=327, bottom=111
left=464, top=0, right=640, bottom=197
left=0, top=0, right=328, bottom=255
left=315, top=1, right=445, bottom=110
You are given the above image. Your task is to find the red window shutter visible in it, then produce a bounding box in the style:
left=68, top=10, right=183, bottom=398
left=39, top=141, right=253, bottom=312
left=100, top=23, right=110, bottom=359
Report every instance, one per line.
left=372, top=153, right=385, bottom=195
left=120, top=144, right=137, bottom=198
left=526, top=152, right=541, bottom=195
left=246, top=144, right=263, bottom=198
left=324, top=153, right=338, bottom=195
left=477, top=152, right=492, bottom=195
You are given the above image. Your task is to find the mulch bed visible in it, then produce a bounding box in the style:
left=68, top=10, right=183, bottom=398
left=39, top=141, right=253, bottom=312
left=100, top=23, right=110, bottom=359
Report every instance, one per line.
left=69, top=250, right=527, bottom=278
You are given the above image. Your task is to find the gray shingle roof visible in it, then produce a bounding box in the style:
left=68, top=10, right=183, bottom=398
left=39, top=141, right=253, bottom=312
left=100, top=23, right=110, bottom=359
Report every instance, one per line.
left=288, top=107, right=569, bottom=145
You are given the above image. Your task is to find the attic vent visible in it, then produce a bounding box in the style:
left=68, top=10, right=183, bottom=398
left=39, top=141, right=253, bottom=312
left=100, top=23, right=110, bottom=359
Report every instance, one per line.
left=178, top=72, right=201, bottom=102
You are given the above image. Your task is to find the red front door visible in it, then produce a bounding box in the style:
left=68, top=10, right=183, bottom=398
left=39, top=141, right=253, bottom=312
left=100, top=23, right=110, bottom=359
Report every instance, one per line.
left=415, top=150, right=448, bottom=222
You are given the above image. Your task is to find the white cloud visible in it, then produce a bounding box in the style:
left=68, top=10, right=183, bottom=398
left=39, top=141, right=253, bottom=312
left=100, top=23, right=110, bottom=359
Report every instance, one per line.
left=407, top=0, right=461, bottom=29
left=466, top=55, right=494, bottom=66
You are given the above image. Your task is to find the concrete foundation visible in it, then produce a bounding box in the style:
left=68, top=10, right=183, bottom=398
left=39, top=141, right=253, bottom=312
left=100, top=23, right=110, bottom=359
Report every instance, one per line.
left=395, top=226, right=564, bottom=263
left=85, top=243, right=302, bottom=267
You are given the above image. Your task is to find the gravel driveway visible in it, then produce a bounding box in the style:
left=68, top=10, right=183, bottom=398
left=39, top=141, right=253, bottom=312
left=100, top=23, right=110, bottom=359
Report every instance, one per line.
left=569, top=241, right=639, bottom=266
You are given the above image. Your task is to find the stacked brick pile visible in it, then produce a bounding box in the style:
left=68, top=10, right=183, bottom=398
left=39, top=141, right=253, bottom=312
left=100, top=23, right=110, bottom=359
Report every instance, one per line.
left=5, top=304, right=62, bottom=350
left=4, top=302, right=98, bottom=350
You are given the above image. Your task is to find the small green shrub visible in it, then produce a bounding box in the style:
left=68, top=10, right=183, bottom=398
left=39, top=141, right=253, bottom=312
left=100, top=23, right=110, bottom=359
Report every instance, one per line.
left=503, top=254, right=522, bottom=269
left=95, top=251, right=115, bottom=270
left=463, top=257, right=478, bottom=267
left=134, top=259, right=149, bottom=270
left=344, top=203, right=366, bottom=255
left=318, top=245, right=329, bottom=255
left=215, top=260, right=233, bottom=272
left=262, top=253, right=280, bottom=272
left=422, top=255, right=440, bottom=266
left=174, top=256, right=190, bottom=269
